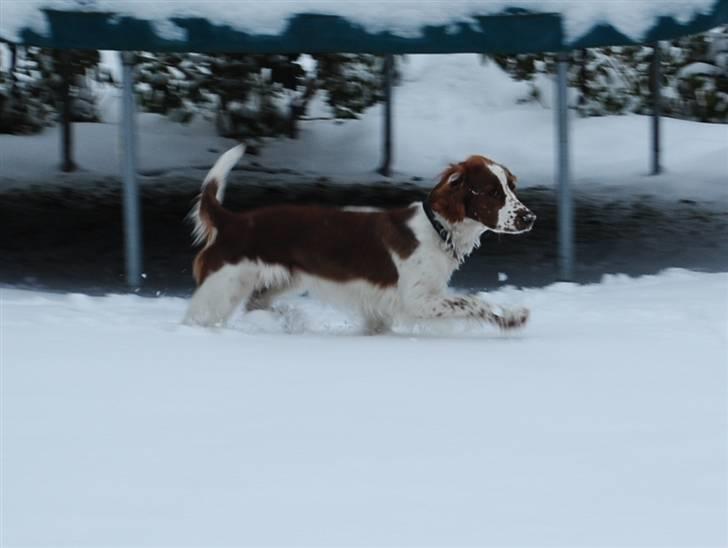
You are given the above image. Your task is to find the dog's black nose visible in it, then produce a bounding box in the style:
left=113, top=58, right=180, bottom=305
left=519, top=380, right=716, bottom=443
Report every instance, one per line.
left=523, top=212, right=536, bottom=224
left=515, top=209, right=536, bottom=231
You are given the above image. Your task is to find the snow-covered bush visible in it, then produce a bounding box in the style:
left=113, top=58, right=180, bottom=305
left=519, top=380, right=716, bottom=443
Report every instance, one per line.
left=0, top=46, right=55, bottom=134
left=206, top=53, right=309, bottom=139
left=669, top=27, right=728, bottom=122
left=133, top=52, right=214, bottom=124
left=572, top=47, right=638, bottom=116
left=0, top=46, right=102, bottom=134
left=313, top=54, right=386, bottom=119
left=491, top=25, right=727, bottom=123
left=132, top=52, right=386, bottom=139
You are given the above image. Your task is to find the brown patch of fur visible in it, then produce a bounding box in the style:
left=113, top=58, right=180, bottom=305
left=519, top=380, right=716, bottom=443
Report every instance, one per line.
left=193, top=245, right=225, bottom=285
left=380, top=207, right=420, bottom=259
left=198, top=181, right=217, bottom=235
left=198, top=181, right=231, bottom=236
left=193, top=204, right=419, bottom=287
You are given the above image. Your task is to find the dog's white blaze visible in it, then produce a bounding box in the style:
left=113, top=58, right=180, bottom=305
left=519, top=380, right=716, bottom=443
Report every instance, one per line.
left=489, top=163, right=524, bottom=232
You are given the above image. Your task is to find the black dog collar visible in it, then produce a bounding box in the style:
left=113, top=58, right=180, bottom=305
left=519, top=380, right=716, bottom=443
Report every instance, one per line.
left=423, top=198, right=456, bottom=258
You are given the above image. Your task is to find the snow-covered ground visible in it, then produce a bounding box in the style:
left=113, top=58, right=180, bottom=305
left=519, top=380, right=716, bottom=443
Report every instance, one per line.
left=2, top=269, right=727, bottom=546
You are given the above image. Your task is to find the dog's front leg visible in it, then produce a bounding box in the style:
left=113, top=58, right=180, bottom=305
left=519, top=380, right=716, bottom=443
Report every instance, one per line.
left=407, top=294, right=529, bottom=330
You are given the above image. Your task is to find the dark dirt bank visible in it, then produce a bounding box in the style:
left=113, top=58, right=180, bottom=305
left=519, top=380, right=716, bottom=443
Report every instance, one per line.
left=2, top=169, right=727, bottom=297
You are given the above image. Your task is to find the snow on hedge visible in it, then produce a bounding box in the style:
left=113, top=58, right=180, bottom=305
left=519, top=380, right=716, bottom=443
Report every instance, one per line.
left=2, top=54, right=726, bottom=202
left=0, top=0, right=718, bottom=45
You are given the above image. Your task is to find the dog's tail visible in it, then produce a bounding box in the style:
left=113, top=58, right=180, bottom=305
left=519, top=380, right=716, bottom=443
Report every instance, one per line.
left=189, top=144, right=246, bottom=247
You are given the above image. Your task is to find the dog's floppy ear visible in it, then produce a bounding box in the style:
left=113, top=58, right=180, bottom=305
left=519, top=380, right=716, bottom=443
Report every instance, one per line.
left=438, top=162, right=466, bottom=189
left=447, top=171, right=462, bottom=186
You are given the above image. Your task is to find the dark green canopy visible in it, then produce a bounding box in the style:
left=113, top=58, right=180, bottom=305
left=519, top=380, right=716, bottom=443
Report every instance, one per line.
left=6, top=1, right=727, bottom=54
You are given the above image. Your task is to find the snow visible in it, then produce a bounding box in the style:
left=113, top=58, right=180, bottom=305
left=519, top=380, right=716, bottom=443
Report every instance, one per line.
left=0, top=0, right=718, bottom=47
left=2, top=54, right=726, bottom=204
left=677, top=61, right=723, bottom=78
left=0, top=108, right=232, bottom=180
left=2, top=268, right=727, bottom=546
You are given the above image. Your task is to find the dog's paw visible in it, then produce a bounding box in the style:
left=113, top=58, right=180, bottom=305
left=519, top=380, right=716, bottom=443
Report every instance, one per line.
left=493, top=306, right=529, bottom=330
left=272, top=304, right=307, bottom=334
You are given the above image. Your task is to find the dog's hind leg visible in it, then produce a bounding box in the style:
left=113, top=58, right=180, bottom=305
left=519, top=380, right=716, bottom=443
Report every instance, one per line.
left=245, top=271, right=299, bottom=312
left=246, top=283, right=292, bottom=312
left=364, top=314, right=393, bottom=335
left=183, top=263, right=255, bottom=327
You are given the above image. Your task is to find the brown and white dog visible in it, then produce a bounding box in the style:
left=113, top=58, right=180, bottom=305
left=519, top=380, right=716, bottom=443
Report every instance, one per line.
left=183, top=145, right=535, bottom=333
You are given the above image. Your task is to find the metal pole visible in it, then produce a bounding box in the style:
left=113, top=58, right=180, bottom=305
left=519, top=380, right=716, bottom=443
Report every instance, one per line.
left=378, top=54, right=393, bottom=176
left=10, top=43, right=17, bottom=72
left=650, top=42, right=662, bottom=175
left=556, top=51, right=574, bottom=281
left=59, top=50, right=76, bottom=172
left=120, top=51, right=142, bottom=289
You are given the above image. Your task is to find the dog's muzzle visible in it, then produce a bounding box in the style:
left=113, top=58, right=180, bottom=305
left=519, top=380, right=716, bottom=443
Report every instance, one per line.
left=515, top=209, right=536, bottom=232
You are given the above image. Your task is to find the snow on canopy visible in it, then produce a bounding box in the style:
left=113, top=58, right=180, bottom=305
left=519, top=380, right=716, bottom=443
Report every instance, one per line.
left=1, top=0, right=726, bottom=53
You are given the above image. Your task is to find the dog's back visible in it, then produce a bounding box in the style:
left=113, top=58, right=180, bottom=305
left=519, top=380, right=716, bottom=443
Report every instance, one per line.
left=194, top=203, right=420, bottom=288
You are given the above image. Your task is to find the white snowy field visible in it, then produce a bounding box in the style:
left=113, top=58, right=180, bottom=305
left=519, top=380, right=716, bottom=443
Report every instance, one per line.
left=2, top=269, right=727, bottom=547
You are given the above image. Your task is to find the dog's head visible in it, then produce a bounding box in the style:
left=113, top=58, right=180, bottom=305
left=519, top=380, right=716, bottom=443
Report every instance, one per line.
left=429, top=155, right=535, bottom=234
